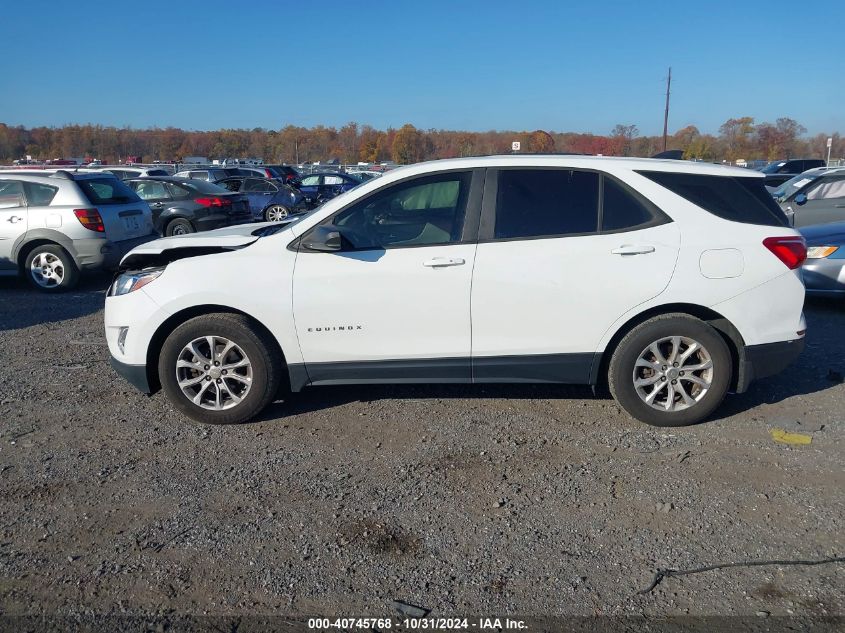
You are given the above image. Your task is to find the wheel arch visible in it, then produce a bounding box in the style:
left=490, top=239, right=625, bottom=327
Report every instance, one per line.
left=145, top=304, right=290, bottom=394
left=592, top=303, right=747, bottom=392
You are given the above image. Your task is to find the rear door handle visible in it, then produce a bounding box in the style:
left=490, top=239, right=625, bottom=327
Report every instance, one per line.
left=611, top=244, right=655, bottom=255
left=423, top=257, right=465, bottom=267
left=7, top=215, right=23, bottom=223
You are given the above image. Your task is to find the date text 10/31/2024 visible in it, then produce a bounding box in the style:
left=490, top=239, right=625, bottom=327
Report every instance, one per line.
left=307, top=617, right=528, bottom=630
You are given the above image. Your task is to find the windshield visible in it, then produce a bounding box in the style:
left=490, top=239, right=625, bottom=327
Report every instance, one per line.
left=759, top=161, right=787, bottom=174
left=78, top=177, right=141, bottom=205
left=773, top=173, right=820, bottom=200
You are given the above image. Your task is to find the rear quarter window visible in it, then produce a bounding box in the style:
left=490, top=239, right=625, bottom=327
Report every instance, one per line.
left=78, top=177, right=142, bottom=205
left=637, top=171, right=788, bottom=227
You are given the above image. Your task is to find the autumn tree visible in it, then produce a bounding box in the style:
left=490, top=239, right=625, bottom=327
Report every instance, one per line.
left=527, top=130, right=555, bottom=153
left=392, top=124, right=426, bottom=164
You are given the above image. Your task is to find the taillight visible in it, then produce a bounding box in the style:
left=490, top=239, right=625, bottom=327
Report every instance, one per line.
left=763, top=236, right=807, bottom=269
left=194, top=197, right=232, bottom=207
left=74, top=208, right=104, bottom=232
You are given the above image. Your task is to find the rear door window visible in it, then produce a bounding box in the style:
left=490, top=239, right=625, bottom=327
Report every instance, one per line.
left=494, top=169, right=599, bottom=239
left=637, top=171, right=788, bottom=227
left=0, top=180, right=26, bottom=209
left=601, top=177, right=658, bottom=231
left=244, top=178, right=276, bottom=192
left=165, top=183, right=193, bottom=200
left=23, top=182, right=58, bottom=206
left=78, top=177, right=142, bottom=205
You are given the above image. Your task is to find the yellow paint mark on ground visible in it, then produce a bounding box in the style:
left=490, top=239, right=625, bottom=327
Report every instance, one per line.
left=770, top=428, right=812, bottom=445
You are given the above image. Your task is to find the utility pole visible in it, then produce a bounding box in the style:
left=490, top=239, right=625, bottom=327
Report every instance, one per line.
left=662, top=67, right=672, bottom=152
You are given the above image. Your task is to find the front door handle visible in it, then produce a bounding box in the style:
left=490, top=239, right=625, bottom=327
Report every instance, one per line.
left=6, top=215, right=23, bottom=223
left=611, top=244, right=655, bottom=256
left=423, top=257, right=465, bottom=267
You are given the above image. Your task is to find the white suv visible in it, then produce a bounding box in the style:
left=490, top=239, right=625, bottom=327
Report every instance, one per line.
left=104, top=156, right=806, bottom=426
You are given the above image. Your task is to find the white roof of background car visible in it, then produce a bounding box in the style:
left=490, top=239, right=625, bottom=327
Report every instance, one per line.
left=374, top=155, right=757, bottom=184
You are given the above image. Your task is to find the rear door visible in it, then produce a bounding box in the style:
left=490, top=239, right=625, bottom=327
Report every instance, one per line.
left=0, top=180, right=28, bottom=271
left=130, top=180, right=172, bottom=231
left=76, top=176, right=155, bottom=242
left=793, top=175, right=845, bottom=227
left=470, top=168, right=680, bottom=382
left=243, top=178, right=276, bottom=215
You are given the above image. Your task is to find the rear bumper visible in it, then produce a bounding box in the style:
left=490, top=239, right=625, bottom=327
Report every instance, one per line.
left=735, top=338, right=805, bottom=393
left=110, top=356, right=152, bottom=394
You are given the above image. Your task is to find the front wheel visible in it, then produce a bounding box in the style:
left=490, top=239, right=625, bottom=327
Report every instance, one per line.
left=158, top=313, right=283, bottom=424
left=608, top=314, right=732, bottom=427
left=264, top=205, right=290, bottom=222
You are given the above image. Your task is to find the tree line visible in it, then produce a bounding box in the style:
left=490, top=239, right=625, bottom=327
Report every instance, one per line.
left=0, top=118, right=840, bottom=165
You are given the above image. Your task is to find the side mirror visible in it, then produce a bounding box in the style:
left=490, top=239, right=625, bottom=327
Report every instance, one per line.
left=794, top=193, right=808, bottom=206
left=302, top=225, right=342, bottom=252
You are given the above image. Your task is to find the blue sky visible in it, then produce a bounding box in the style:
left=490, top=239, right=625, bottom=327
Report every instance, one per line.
left=1, top=0, right=842, bottom=136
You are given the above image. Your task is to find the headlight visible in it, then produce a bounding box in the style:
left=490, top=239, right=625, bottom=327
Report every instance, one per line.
left=806, top=246, right=839, bottom=259
left=109, top=268, right=164, bottom=296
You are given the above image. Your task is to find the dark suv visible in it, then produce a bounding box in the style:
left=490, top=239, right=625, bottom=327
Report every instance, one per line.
left=759, top=159, right=826, bottom=188
left=126, top=177, right=252, bottom=236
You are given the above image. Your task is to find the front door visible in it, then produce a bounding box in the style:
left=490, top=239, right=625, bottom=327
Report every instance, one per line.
left=470, top=168, right=680, bottom=382
left=792, top=175, right=845, bottom=227
left=0, top=180, right=28, bottom=271
left=292, top=169, right=482, bottom=384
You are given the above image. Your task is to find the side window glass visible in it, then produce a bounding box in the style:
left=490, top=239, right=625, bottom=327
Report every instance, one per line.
left=324, top=175, right=344, bottom=185
left=245, top=179, right=272, bottom=192
left=0, top=181, right=26, bottom=209
left=134, top=181, right=169, bottom=200
left=165, top=183, right=192, bottom=200
left=494, top=169, right=599, bottom=239
left=300, top=175, right=320, bottom=186
left=22, top=182, right=58, bottom=206
left=806, top=178, right=845, bottom=201
left=328, top=172, right=472, bottom=250
left=602, top=177, right=654, bottom=231
left=220, top=179, right=242, bottom=192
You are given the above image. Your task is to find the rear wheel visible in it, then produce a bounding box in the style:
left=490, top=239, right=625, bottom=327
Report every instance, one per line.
left=165, top=218, right=194, bottom=236
left=608, top=314, right=732, bottom=427
left=158, top=313, right=282, bottom=424
left=265, top=205, right=290, bottom=222
left=23, top=244, right=79, bottom=292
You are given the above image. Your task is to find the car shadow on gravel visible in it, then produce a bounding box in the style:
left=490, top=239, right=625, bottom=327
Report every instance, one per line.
left=259, top=299, right=845, bottom=425
left=0, top=272, right=112, bottom=332
left=259, top=382, right=599, bottom=421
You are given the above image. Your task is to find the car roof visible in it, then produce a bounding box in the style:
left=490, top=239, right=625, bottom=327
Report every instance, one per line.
left=127, top=176, right=195, bottom=183
left=370, top=155, right=760, bottom=179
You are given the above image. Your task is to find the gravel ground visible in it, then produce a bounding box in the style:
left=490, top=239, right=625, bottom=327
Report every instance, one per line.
left=0, top=273, right=843, bottom=631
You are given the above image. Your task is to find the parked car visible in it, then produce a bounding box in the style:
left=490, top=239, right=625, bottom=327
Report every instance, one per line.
left=216, top=176, right=308, bottom=221
left=768, top=166, right=839, bottom=196
left=758, top=158, right=826, bottom=188
left=102, top=167, right=172, bottom=180
left=775, top=168, right=845, bottom=227
left=105, top=156, right=806, bottom=427
left=237, top=165, right=301, bottom=185
left=800, top=221, right=845, bottom=298
left=125, top=177, right=252, bottom=236
left=173, top=167, right=244, bottom=183
left=0, top=171, right=155, bottom=291
left=296, top=171, right=363, bottom=204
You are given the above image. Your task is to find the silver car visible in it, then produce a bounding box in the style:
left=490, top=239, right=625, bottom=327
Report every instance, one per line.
left=0, top=171, right=156, bottom=291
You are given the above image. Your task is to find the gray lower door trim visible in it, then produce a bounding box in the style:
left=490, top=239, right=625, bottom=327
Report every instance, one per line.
left=288, top=353, right=596, bottom=391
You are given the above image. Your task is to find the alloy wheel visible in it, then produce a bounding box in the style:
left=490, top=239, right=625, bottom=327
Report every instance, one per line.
left=175, top=335, right=253, bottom=410
left=632, top=336, right=713, bottom=412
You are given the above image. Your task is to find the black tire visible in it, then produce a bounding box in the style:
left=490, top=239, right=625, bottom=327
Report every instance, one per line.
left=608, top=314, right=732, bottom=427
left=264, top=205, right=290, bottom=222
left=158, top=313, right=283, bottom=424
left=23, top=243, right=80, bottom=292
left=165, top=218, right=194, bottom=237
